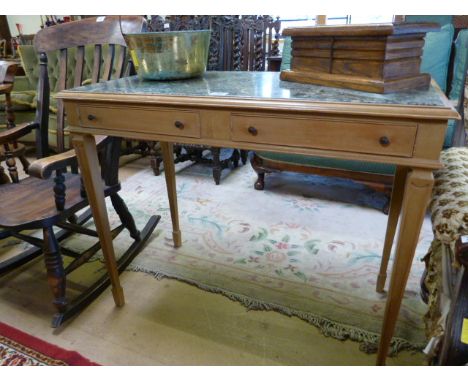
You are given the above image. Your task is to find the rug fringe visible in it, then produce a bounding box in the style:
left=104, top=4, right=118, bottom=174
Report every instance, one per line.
left=128, top=265, right=424, bottom=356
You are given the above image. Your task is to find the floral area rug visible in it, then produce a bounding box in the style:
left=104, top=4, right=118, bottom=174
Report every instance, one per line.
left=0, top=321, right=98, bottom=365
left=69, top=157, right=433, bottom=356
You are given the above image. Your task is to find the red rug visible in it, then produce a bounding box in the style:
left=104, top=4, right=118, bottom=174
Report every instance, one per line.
left=0, top=322, right=99, bottom=366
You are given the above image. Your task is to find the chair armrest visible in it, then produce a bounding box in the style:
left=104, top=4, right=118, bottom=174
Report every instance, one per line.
left=0, top=62, right=17, bottom=83
left=28, top=135, right=110, bottom=179
left=0, top=121, right=38, bottom=145
left=28, top=150, right=77, bottom=179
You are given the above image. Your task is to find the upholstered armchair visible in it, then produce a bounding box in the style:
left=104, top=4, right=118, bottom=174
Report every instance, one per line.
left=251, top=18, right=468, bottom=213
left=421, top=147, right=468, bottom=365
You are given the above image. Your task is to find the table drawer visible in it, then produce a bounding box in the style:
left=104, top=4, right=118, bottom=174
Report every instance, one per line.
left=77, top=105, right=201, bottom=138
left=231, top=113, right=417, bottom=157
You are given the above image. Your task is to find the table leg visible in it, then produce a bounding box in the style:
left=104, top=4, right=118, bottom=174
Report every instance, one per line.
left=376, top=168, right=434, bottom=365
left=72, top=133, right=125, bottom=307
left=376, top=166, right=409, bottom=293
left=160, top=141, right=182, bottom=248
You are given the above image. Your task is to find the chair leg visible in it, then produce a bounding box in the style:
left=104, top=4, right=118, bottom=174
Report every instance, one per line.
left=240, top=150, right=248, bottom=165
left=382, top=195, right=390, bottom=215
left=212, top=147, right=221, bottom=185
left=110, top=193, right=141, bottom=241
left=250, top=154, right=266, bottom=190
left=3, top=145, right=19, bottom=183
left=43, top=226, right=67, bottom=317
left=232, top=149, right=240, bottom=168
left=0, top=165, right=10, bottom=184
left=149, top=141, right=162, bottom=176
left=376, top=166, right=408, bottom=293
left=255, top=172, right=265, bottom=190
left=18, top=154, right=30, bottom=174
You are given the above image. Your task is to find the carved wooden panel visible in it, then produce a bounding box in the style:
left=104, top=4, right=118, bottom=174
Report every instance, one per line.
left=147, top=15, right=281, bottom=72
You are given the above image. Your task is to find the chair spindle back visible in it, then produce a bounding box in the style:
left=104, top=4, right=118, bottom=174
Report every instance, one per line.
left=33, top=16, right=146, bottom=155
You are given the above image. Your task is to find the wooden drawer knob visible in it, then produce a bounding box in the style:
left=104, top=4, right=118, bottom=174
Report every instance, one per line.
left=174, top=121, right=184, bottom=129
left=87, top=114, right=97, bottom=121
left=248, top=126, right=258, bottom=136
left=379, top=136, right=390, bottom=146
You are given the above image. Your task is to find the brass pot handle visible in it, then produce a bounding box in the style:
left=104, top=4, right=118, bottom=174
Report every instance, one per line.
left=248, top=126, right=258, bottom=136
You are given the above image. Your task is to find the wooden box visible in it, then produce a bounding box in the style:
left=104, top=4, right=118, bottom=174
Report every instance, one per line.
left=280, top=23, right=440, bottom=93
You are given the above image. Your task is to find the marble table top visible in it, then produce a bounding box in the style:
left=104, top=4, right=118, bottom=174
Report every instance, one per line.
left=64, top=71, right=447, bottom=107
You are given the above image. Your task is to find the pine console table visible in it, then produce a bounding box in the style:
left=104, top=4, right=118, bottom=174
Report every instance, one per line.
left=57, top=71, right=459, bottom=365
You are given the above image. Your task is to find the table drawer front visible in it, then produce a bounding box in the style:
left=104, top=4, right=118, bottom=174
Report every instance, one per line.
left=231, top=114, right=417, bottom=157
left=77, top=105, right=201, bottom=138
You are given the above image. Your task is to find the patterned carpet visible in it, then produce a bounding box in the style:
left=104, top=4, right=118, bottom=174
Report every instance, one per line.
left=63, top=157, right=432, bottom=356
left=0, top=321, right=98, bottom=365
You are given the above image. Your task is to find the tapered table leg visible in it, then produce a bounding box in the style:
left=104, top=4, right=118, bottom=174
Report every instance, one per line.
left=376, top=166, right=409, bottom=293
left=72, top=133, right=125, bottom=307
left=376, top=168, right=434, bottom=365
left=160, top=141, right=182, bottom=248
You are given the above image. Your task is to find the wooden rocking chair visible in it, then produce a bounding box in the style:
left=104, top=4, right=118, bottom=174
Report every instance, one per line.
left=0, top=16, right=159, bottom=327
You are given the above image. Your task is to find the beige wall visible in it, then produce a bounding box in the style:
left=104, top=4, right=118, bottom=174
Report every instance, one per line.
left=6, top=15, right=75, bottom=36
left=6, top=15, right=43, bottom=36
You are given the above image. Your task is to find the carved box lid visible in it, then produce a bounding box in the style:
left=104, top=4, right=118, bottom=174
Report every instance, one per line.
left=282, top=22, right=440, bottom=37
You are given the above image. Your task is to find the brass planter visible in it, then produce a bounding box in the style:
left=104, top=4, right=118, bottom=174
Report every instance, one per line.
left=124, top=30, right=211, bottom=80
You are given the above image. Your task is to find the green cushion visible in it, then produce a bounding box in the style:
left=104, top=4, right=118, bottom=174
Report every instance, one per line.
left=7, top=45, right=130, bottom=152
left=443, top=30, right=468, bottom=148
left=280, top=37, right=292, bottom=71
left=444, top=119, right=458, bottom=149
left=18, top=45, right=39, bottom=90
left=30, top=92, right=59, bottom=114
left=0, top=110, right=36, bottom=127
left=12, top=76, right=34, bottom=92
left=18, top=45, right=76, bottom=92
left=18, top=44, right=128, bottom=94
left=13, top=44, right=129, bottom=119
left=448, top=29, right=468, bottom=102
left=256, top=151, right=396, bottom=175
left=420, top=23, right=455, bottom=93
left=0, top=90, right=36, bottom=112
left=404, top=15, right=453, bottom=26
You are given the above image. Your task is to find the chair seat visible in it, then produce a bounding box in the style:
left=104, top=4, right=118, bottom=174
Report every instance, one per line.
left=429, top=147, right=468, bottom=245
left=256, top=151, right=396, bottom=175
left=0, top=173, right=113, bottom=229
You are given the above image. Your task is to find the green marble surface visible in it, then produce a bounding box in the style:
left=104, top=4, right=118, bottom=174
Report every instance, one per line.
left=65, top=71, right=446, bottom=107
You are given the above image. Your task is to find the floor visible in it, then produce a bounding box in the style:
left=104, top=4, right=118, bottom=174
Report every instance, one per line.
left=0, top=155, right=427, bottom=366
